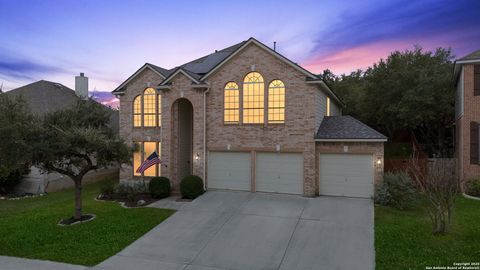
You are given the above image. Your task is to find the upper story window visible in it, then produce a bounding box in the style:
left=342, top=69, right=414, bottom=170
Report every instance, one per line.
left=133, top=88, right=161, bottom=128
left=143, top=88, right=157, bottom=127
left=326, top=97, right=331, bottom=116
left=268, top=80, right=285, bottom=124
left=243, top=72, right=264, bottom=124
left=224, top=82, right=240, bottom=123
left=133, top=96, right=142, bottom=127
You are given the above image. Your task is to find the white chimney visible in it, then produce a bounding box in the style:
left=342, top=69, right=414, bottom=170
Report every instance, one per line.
left=75, top=73, right=88, bottom=99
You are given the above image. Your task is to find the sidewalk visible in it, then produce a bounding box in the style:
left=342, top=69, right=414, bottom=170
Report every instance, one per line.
left=0, top=256, right=87, bottom=270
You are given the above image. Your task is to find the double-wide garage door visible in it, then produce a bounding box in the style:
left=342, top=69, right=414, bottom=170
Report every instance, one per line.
left=319, top=154, right=374, bottom=198
left=207, top=152, right=303, bottom=194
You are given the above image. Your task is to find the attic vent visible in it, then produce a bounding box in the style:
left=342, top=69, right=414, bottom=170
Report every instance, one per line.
left=54, top=83, right=63, bottom=89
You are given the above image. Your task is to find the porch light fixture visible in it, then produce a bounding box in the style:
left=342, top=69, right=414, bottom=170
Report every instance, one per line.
left=376, top=157, right=382, bottom=165
left=195, top=153, right=200, bottom=161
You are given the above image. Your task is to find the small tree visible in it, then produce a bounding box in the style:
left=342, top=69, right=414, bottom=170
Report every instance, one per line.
left=33, top=99, right=131, bottom=220
left=0, top=94, right=35, bottom=193
left=408, top=153, right=458, bottom=234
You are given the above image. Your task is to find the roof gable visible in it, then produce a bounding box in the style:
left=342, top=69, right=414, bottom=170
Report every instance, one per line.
left=112, top=63, right=167, bottom=94
left=200, top=37, right=318, bottom=81
left=159, top=68, right=202, bottom=85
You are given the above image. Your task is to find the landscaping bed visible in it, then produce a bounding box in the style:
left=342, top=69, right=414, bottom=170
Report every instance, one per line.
left=375, top=196, right=480, bottom=269
left=0, top=180, right=175, bottom=266
left=97, top=193, right=160, bottom=207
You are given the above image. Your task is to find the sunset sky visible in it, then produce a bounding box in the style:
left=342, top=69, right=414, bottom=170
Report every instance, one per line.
left=1, top=0, right=479, bottom=107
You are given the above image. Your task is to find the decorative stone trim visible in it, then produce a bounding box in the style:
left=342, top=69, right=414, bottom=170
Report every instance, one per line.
left=463, top=193, right=480, bottom=201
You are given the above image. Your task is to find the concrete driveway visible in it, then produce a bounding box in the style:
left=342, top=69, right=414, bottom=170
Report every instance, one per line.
left=92, top=191, right=374, bottom=270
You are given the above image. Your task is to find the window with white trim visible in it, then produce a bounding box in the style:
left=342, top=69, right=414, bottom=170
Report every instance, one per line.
left=243, top=72, right=264, bottom=124
left=268, top=80, right=285, bottom=123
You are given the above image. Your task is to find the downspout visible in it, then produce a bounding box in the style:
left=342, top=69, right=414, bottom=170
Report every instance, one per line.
left=203, top=86, right=211, bottom=189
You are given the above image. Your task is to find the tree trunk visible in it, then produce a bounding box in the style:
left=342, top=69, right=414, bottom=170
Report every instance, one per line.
left=74, top=180, right=82, bottom=220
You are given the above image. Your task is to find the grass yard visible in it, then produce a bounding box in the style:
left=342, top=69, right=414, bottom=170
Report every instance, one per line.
left=0, top=180, right=175, bottom=266
left=375, top=197, right=480, bottom=269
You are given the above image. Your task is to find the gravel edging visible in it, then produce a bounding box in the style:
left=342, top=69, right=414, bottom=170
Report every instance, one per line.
left=463, top=193, right=480, bottom=201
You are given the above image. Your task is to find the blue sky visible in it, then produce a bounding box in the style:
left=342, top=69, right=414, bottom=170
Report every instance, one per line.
left=1, top=0, right=479, bottom=106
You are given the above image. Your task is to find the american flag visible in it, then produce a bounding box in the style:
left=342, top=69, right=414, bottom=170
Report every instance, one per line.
left=136, top=151, right=161, bottom=174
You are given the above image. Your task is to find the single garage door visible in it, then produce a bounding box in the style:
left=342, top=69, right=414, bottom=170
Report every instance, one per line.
left=207, top=152, right=251, bottom=191
left=319, top=154, right=373, bottom=198
left=256, top=152, right=303, bottom=194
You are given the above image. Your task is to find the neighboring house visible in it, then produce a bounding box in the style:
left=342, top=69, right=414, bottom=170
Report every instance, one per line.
left=113, top=37, right=386, bottom=198
left=6, top=74, right=119, bottom=193
left=454, top=49, right=480, bottom=184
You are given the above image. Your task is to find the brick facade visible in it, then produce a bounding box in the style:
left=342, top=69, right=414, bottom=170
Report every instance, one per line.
left=456, top=64, right=480, bottom=182
left=117, top=42, right=384, bottom=197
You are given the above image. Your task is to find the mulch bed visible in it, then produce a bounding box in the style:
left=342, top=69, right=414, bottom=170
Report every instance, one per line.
left=97, top=193, right=159, bottom=207
left=58, top=214, right=96, bottom=225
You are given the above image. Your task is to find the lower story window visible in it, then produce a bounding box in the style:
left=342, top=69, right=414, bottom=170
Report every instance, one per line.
left=133, top=141, right=162, bottom=177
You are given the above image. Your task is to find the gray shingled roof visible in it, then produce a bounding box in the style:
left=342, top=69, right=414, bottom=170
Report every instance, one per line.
left=178, top=41, right=247, bottom=75
left=6, top=80, right=119, bottom=134
left=315, top=115, right=387, bottom=140
left=458, top=49, right=480, bottom=61
left=5, top=80, right=79, bottom=115
left=148, top=63, right=173, bottom=77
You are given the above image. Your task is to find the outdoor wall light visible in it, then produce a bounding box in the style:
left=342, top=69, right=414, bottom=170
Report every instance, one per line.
left=195, top=153, right=200, bottom=160
left=376, top=158, right=382, bottom=165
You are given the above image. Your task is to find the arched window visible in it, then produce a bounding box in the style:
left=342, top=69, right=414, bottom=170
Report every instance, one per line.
left=224, top=82, right=239, bottom=123
left=268, top=80, right=285, bottom=123
left=133, top=96, right=142, bottom=127
left=143, top=88, right=156, bottom=127
left=243, top=72, right=264, bottom=124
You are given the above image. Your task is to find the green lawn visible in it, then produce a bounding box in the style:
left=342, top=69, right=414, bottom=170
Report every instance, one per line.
left=0, top=181, right=175, bottom=266
left=375, top=197, right=480, bottom=269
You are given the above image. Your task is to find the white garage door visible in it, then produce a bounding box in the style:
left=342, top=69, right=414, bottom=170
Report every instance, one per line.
left=320, top=154, right=373, bottom=198
left=256, top=153, right=303, bottom=194
left=207, top=152, right=251, bottom=191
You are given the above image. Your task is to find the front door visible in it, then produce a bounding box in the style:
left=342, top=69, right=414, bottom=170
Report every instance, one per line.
left=176, top=98, right=193, bottom=182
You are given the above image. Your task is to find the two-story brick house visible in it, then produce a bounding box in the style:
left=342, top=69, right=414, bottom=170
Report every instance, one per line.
left=455, top=49, right=480, bottom=183
left=113, top=38, right=386, bottom=198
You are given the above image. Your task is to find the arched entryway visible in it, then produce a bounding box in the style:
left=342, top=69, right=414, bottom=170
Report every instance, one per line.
left=171, top=98, right=193, bottom=183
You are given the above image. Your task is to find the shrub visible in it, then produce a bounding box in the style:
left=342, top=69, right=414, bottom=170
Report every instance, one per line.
left=113, top=181, right=147, bottom=197
left=374, top=172, right=417, bottom=210
left=0, top=167, right=29, bottom=194
left=149, top=177, right=171, bottom=199
left=408, top=158, right=458, bottom=234
left=180, top=175, right=204, bottom=199
left=99, top=178, right=116, bottom=196
left=465, top=179, right=480, bottom=197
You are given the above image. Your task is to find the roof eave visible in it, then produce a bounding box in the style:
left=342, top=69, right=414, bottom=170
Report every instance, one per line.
left=112, top=63, right=167, bottom=94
